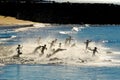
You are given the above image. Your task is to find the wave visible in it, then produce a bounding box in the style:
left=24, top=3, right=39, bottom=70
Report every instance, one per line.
left=59, top=25, right=86, bottom=35
left=14, top=23, right=51, bottom=32
left=0, top=35, right=17, bottom=45
left=59, top=31, right=73, bottom=34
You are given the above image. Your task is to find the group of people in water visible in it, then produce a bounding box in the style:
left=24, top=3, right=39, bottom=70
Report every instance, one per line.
left=15, top=36, right=98, bottom=58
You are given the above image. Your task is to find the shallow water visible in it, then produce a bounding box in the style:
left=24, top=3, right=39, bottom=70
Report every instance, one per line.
left=0, top=64, right=120, bottom=80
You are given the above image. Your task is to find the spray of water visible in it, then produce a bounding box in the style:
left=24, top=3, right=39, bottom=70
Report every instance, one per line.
left=0, top=24, right=120, bottom=66
left=0, top=36, right=116, bottom=66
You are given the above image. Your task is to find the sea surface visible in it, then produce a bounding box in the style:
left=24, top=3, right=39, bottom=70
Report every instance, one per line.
left=0, top=24, right=120, bottom=80
left=0, top=64, right=120, bottom=80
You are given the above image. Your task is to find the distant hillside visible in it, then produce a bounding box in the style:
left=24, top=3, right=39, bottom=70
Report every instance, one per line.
left=0, top=2, right=120, bottom=24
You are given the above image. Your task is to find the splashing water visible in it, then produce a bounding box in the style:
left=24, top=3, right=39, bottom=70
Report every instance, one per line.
left=0, top=24, right=120, bottom=66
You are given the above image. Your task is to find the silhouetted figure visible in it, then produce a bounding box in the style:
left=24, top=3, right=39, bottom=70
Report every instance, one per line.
left=59, top=43, right=62, bottom=48
left=68, top=36, right=73, bottom=44
left=47, top=48, right=66, bottom=58
left=84, top=40, right=92, bottom=50
left=92, top=47, right=98, bottom=56
left=65, top=36, right=73, bottom=46
left=49, top=40, right=55, bottom=49
left=40, top=44, right=47, bottom=56
left=65, top=38, right=69, bottom=45
left=88, top=47, right=98, bottom=56
left=16, top=44, right=23, bottom=57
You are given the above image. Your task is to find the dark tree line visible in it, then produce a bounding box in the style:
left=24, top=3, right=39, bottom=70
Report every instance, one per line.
left=0, top=0, right=45, bottom=3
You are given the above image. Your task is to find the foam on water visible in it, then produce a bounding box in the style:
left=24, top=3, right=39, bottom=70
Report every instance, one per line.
left=14, top=23, right=50, bottom=32
left=0, top=24, right=120, bottom=66
left=0, top=37, right=117, bottom=66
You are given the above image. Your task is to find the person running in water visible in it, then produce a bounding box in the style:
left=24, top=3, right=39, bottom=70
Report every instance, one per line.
left=84, top=40, right=92, bottom=50
left=40, top=44, right=47, bottom=56
left=65, top=38, right=69, bottom=45
left=68, top=36, right=73, bottom=45
left=92, top=47, right=98, bottom=56
left=16, top=44, right=23, bottom=57
left=59, top=43, right=62, bottom=48
left=49, top=40, right=55, bottom=49
left=65, top=36, right=73, bottom=46
left=88, top=47, right=98, bottom=56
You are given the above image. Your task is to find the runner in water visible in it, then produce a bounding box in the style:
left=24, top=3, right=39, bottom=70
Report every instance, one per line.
left=84, top=40, right=92, bottom=50
left=49, top=40, right=55, bottom=49
left=65, top=38, right=69, bottom=46
left=65, top=36, right=73, bottom=46
left=88, top=47, right=98, bottom=56
left=92, top=47, right=98, bottom=56
left=16, top=44, right=23, bottom=57
left=59, top=43, right=62, bottom=48
left=40, top=44, right=47, bottom=56
left=68, top=36, right=73, bottom=45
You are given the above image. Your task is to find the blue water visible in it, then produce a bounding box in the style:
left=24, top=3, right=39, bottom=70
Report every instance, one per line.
left=0, top=64, right=120, bottom=80
left=1, top=25, right=120, bottom=80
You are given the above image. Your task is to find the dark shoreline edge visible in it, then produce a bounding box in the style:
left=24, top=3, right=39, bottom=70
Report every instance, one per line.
left=1, top=23, right=120, bottom=28
left=0, top=24, right=34, bottom=28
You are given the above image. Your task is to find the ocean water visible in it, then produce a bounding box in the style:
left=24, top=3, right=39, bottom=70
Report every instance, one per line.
left=0, top=24, right=120, bottom=80
left=0, top=64, right=120, bottom=80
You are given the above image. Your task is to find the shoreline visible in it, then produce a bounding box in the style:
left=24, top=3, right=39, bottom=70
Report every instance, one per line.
left=0, top=15, right=35, bottom=27
left=1, top=15, right=120, bottom=27
left=0, top=15, right=51, bottom=29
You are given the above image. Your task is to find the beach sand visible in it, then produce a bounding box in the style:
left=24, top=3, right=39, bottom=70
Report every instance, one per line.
left=0, top=15, right=35, bottom=26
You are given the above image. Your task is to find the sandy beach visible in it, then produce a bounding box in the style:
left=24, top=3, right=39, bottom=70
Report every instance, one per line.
left=0, top=15, right=35, bottom=26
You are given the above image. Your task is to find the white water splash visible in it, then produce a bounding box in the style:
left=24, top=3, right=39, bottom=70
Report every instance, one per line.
left=0, top=25, right=120, bottom=67
left=14, top=23, right=51, bottom=32
left=0, top=36, right=118, bottom=67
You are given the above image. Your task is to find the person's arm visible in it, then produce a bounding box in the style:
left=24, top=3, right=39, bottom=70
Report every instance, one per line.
left=96, top=50, right=98, bottom=53
left=87, top=47, right=93, bottom=51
